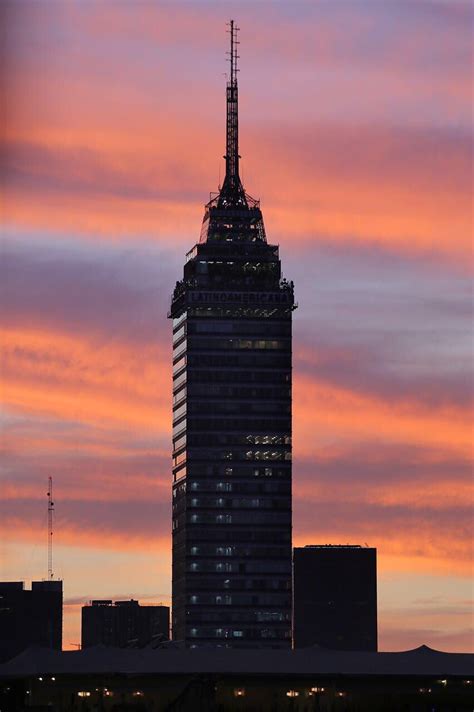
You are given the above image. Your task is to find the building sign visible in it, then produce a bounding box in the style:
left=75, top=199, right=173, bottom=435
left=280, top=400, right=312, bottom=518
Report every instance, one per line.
left=188, top=291, right=293, bottom=305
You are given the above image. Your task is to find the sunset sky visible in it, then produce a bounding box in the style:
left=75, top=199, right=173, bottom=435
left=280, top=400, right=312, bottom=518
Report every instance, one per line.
left=1, top=1, right=472, bottom=652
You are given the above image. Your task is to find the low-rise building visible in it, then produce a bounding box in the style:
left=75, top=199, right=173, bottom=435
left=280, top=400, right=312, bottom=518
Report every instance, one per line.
left=81, top=599, right=169, bottom=648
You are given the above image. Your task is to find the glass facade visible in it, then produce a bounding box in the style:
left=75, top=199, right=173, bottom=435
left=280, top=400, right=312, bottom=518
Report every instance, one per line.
left=169, top=201, right=296, bottom=647
left=169, top=23, right=296, bottom=647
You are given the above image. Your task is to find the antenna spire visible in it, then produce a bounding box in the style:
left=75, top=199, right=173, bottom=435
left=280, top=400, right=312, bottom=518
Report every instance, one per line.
left=219, top=19, right=247, bottom=207
left=47, top=477, right=54, bottom=580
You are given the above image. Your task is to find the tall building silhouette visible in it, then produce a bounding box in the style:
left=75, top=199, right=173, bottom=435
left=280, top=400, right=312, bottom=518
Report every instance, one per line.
left=169, top=21, right=296, bottom=647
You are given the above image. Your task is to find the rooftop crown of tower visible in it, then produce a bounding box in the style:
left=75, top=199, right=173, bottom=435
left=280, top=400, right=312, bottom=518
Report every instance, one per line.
left=200, top=20, right=267, bottom=244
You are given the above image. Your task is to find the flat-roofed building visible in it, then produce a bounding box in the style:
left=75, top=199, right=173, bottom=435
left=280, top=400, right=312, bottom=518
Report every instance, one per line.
left=81, top=599, right=169, bottom=649
left=293, top=545, right=377, bottom=651
left=0, top=580, right=63, bottom=662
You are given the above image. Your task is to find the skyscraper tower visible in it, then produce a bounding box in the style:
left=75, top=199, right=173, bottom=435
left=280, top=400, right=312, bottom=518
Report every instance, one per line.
left=169, top=21, right=296, bottom=648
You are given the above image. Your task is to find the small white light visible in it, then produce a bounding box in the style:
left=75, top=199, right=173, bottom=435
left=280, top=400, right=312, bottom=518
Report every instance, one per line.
left=77, top=691, right=91, bottom=698
left=286, top=690, right=299, bottom=697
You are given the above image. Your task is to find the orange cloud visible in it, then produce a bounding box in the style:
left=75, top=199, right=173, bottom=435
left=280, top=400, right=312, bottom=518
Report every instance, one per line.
left=293, top=374, right=471, bottom=456
left=3, top=117, right=471, bottom=261
left=2, top=326, right=171, bottom=430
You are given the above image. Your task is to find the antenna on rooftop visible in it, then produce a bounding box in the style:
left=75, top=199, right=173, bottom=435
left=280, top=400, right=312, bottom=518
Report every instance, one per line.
left=219, top=19, right=247, bottom=207
left=47, top=477, right=54, bottom=580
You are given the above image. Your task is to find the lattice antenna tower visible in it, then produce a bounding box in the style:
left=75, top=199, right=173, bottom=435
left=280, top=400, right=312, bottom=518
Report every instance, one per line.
left=222, top=19, right=243, bottom=197
left=47, top=477, right=54, bottom=580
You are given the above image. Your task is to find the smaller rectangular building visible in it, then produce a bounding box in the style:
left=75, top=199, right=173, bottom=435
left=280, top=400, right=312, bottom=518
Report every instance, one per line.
left=293, top=545, right=377, bottom=651
left=0, top=580, right=63, bottom=662
left=81, top=599, right=169, bottom=649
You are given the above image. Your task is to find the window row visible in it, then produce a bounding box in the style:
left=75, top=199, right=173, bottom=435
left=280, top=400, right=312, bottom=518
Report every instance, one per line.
left=188, top=418, right=291, bottom=432
left=188, top=337, right=289, bottom=351
left=172, top=402, right=187, bottom=422
left=173, top=449, right=291, bottom=467
left=173, top=354, right=186, bottom=374
left=172, top=370, right=187, bottom=391
left=187, top=545, right=290, bottom=558
left=189, top=369, right=290, bottom=385
left=173, top=339, right=187, bottom=360
left=186, top=610, right=290, bottom=624
left=188, top=306, right=292, bottom=319
left=188, top=481, right=290, bottom=494
left=184, top=433, right=291, bottom=447
left=186, top=402, right=290, bottom=416
left=188, top=321, right=291, bottom=336
left=186, top=384, right=291, bottom=400
left=187, top=497, right=290, bottom=510
left=172, top=388, right=187, bottom=407
left=187, top=627, right=289, bottom=640
left=173, top=465, right=290, bottom=479
left=187, top=354, right=291, bottom=369
left=186, top=511, right=291, bottom=525
left=187, top=593, right=291, bottom=606
left=184, top=578, right=290, bottom=592
left=186, top=560, right=291, bottom=574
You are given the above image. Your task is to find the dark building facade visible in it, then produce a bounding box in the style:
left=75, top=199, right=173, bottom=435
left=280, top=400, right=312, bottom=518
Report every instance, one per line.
left=81, top=599, right=169, bottom=649
left=169, top=23, right=295, bottom=647
left=293, top=545, right=377, bottom=651
left=0, top=580, right=63, bottom=662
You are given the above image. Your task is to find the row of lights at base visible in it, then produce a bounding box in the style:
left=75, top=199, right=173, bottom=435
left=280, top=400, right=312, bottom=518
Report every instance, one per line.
left=235, top=687, right=331, bottom=698
left=30, top=678, right=473, bottom=699
left=78, top=689, right=144, bottom=698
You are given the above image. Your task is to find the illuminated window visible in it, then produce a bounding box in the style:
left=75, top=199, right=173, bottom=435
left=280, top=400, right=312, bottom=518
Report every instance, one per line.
left=77, top=692, right=91, bottom=698
left=286, top=690, right=299, bottom=697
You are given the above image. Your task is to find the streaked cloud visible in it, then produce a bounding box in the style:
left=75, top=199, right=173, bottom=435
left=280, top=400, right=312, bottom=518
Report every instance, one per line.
left=1, top=0, right=472, bottom=652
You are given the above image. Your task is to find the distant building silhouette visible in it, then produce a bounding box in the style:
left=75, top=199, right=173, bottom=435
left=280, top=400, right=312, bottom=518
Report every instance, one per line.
left=81, top=599, right=169, bottom=649
left=0, top=580, right=63, bottom=662
left=293, top=545, right=377, bottom=651
left=168, top=22, right=296, bottom=647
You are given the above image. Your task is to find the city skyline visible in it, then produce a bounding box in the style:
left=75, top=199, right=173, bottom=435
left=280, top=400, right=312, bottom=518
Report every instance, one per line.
left=1, top=2, right=472, bottom=653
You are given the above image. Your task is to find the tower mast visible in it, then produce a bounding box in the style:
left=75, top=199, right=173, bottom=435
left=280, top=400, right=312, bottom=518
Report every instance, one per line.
left=47, top=477, right=54, bottom=580
left=220, top=19, right=246, bottom=207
